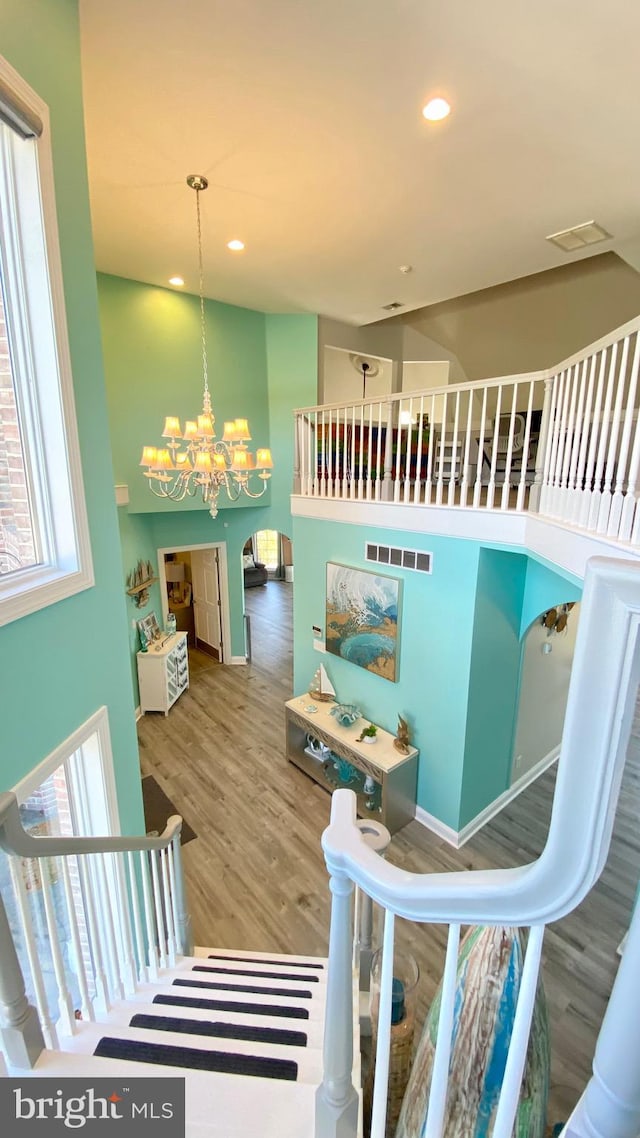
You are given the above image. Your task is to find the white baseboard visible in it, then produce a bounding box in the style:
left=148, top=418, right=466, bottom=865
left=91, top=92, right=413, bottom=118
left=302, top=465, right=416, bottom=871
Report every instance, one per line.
left=135, top=705, right=142, bottom=721
left=413, top=805, right=460, bottom=847
left=230, top=655, right=247, bottom=665
left=414, top=746, right=560, bottom=849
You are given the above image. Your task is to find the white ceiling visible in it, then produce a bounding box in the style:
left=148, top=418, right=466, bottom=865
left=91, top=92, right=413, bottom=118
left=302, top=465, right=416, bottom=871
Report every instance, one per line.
left=80, top=0, right=640, bottom=325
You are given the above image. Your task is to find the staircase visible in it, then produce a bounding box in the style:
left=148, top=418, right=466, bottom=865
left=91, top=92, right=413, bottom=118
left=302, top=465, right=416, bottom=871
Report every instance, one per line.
left=2, top=559, right=640, bottom=1138
left=30, top=947, right=337, bottom=1138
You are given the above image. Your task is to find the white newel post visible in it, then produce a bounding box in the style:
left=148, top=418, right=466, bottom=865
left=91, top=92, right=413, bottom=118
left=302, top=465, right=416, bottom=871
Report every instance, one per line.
left=530, top=375, right=554, bottom=513
left=0, top=890, right=45, bottom=1069
left=316, top=867, right=359, bottom=1138
left=172, top=831, right=194, bottom=956
left=565, top=895, right=640, bottom=1138
left=293, top=414, right=302, bottom=494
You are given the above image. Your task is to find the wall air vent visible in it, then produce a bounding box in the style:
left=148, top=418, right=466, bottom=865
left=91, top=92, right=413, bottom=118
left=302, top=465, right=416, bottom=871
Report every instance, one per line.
left=365, top=543, right=432, bottom=574
left=381, top=301, right=404, bottom=311
left=546, top=220, right=612, bottom=253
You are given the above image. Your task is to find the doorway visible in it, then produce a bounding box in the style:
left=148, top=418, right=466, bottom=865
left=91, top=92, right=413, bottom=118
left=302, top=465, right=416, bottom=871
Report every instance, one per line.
left=242, top=531, right=293, bottom=670
left=159, top=542, right=231, bottom=663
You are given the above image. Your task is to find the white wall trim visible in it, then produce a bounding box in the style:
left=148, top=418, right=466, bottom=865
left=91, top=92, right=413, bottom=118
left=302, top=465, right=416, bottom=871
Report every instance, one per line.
left=11, top=707, right=121, bottom=835
left=291, top=495, right=640, bottom=581
left=413, top=805, right=460, bottom=847
left=135, top=705, right=142, bottom=722
left=457, top=747, right=560, bottom=847
left=414, top=746, right=560, bottom=849
left=230, top=655, right=248, bottom=665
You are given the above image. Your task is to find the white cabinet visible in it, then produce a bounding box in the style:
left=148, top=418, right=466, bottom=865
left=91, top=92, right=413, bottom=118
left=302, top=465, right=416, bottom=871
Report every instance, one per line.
left=137, top=632, right=189, bottom=716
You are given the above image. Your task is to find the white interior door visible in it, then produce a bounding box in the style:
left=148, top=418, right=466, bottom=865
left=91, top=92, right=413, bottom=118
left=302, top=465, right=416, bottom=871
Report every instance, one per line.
left=191, top=548, right=223, bottom=660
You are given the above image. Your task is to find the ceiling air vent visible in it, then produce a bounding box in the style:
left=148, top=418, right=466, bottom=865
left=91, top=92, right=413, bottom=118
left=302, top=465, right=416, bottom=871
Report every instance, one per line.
left=365, top=542, right=432, bottom=574
left=546, top=220, right=612, bottom=253
left=381, top=301, right=404, bottom=311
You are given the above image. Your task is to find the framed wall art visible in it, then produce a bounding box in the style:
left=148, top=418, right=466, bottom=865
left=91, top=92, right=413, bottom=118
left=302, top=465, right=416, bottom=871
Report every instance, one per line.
left=325, top=562, right=401, bottom=682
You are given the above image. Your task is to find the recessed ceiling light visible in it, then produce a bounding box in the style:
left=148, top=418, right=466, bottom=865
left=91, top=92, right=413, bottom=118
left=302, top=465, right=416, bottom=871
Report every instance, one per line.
left=168, top=276, right=184, bottom=287
left=227, top=239, right=245, bottom=252
left=422, top=97, right=451, bottom=122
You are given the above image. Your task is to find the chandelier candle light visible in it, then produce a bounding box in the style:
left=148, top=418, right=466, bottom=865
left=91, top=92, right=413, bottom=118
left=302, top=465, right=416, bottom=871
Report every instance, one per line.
left=139, top=175, right=273, bottom=518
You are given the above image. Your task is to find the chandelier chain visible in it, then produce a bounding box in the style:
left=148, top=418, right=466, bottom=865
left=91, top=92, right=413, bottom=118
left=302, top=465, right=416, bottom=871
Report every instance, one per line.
left=195, top=185, right=210, bottom=409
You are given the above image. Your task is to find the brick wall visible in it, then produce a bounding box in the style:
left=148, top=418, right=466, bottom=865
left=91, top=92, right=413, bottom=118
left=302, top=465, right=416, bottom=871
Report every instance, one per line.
left=0, top=287, right=37, bottom=574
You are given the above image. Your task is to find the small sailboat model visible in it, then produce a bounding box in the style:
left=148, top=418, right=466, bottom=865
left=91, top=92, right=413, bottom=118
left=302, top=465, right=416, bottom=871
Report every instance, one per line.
left=309, top=664, right=336, bottom=703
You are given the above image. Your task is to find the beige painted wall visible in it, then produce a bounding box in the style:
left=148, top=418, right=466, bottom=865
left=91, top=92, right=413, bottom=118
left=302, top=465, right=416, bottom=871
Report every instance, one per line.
left=378, top=252, right=640, bottom=382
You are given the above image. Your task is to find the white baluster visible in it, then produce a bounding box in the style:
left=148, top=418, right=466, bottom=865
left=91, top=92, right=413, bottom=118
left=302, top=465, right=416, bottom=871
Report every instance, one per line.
left=77, top=855, right=109, bottom=1012
left=315, top=867, right=358, bottom=1138
left=473, top=387, right=488, bottom=508
left=567, top=886, right=640, bottom=1138
left=579, top=350, right=607, bottom=529
left=423, top=922, right=461, bottom=1138
left=139, top=849, right=159, bottom=980
left=375, top=402, right=384, bottom=501
left=321, top=409, right=327, bottom=497
left=8, top=858, right=58, bottom=1049
left=559, top=362, right=581, bottom=519
left=150, top=849, right=168, bottom=970
left=492, top=924, right=545, bottom=1138
left=459, top=389, right=474, bottom=508
left=171, top=831, right=193, bottom=956
left=551, top=368, right=572, bottom=517
left=112, top=852, right=137, bottom=995
left=436, top=391, right=449, bottom=506
left=535, top=374, right=557, bottom=515
left=500, top=384, right=518, bottom=511
left=566, top=358, right=589, bottom=519
left=403, top=398, right=414, bottom=503
left=160, top=847, right=177, bottom=967
left=349, top=405, right=356, bottom=499
left=571, top=355, right=598, bottom=525
left=609, top=333, right=640, bottom=539
left=545, top=369, right=566, bottom=516
left=59, top=857, right=94, bottom=1021
left=166, top=845, right=181, bottom=960
left=486, top=385, right=502, bottom=510
left=448, top=391, right=461, bottom=506
left=327, top=408, right=334, bottom=498
left=94, top=853, right=124, bottom=1002
left=425, top=393, right=436, bottom=505
left=597, top=336, right=630, bottom=533
left=516, top=380, right=535, bottom=513
left=40, top=858, right=75, bottom=1036
left=413, top=396, right=427, bottom=505
left=370, top=909, right=395, bottom=1138
left=0, top=887, right=44, bottom=1068
left=312, top=411, right=318, bottom=496
left=127, top=851, right=148, bottom=983
left=293, top=413, right=301, bottom=494
left=588, top=343, right=618, bottom=531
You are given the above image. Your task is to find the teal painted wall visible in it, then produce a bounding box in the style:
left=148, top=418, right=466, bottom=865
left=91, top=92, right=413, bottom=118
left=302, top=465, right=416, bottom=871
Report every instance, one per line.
left=0, top=1, right=143, bottom=833
left=98, top=273, right=271, bottom=515
left=460, top=549, right=528, bottom=828
left=292, top=517, right=480, bottom=830
left=520, top=557, right=582, bottom=636
left=100, top=293, right=318, bottom=670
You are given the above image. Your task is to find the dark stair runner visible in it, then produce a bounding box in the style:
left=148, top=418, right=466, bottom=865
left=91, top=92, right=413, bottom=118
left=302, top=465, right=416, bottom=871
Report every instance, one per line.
left=193, top=965, right=319, bottom=983
left=208, top=954, right=324, bottom=970
left=94, top=1037, right=298, bottom=1081
left=172, top=978, right=313, bottom=999
left=153, top=993, right=309, bottom=1020
left=129, top=1013, right=307, bottom=1048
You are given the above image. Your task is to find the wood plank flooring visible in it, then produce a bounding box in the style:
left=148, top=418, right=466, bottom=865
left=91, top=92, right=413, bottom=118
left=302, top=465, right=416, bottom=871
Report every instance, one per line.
left=137, top=579, right=640, bottom=1125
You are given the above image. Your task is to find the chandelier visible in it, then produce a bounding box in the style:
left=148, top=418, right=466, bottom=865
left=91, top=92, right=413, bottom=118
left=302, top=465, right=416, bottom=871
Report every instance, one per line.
left=139, top=174, right=273, bottom=518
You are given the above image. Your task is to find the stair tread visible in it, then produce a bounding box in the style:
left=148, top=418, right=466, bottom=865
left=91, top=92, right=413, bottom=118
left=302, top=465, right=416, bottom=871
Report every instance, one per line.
left=32, top=1051, right=318, bottom=1138
left=172, top=978, right=315, bottom=998
left=93, top=1035, right=299, bottom=1081
left=195, top=947, right=326, bottom=970
left=193, top=965, right=321, bottom=983
left=91, top=997, right=324, bottom=1044
left=130, top=1012, right=308, bottom=1048
left=153, top=992, right=314, bottom=1020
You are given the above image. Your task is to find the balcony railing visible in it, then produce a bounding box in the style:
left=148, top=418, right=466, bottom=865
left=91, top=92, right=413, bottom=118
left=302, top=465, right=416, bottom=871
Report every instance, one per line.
left=294, top=315, right=640, bottom=548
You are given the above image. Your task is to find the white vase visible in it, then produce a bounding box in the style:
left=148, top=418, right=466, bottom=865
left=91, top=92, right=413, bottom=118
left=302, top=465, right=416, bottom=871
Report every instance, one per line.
left=363, top=735, right=377, bottom=744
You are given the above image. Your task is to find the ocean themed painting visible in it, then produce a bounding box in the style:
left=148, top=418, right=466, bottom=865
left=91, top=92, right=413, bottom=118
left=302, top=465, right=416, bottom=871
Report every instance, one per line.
left=325, top=563, right=400, bottom=682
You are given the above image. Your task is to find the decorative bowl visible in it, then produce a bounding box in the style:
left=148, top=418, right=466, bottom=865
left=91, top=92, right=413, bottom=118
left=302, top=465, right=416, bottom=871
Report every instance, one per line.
left=330, top=703, right=362, bottom=728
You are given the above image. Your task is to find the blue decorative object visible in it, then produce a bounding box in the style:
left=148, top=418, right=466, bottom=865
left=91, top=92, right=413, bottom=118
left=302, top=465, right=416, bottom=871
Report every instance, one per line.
left=332, top=755, right=357, bottom=783
left=330, top=703, right=362, bottom=727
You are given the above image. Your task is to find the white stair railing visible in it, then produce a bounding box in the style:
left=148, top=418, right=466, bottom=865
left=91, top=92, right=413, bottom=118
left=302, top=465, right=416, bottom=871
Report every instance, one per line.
left=296, top=315, right=640, bottom=549
left=0, top=798, right=194, bottom=1068
left=317, top=557, right=640, bottom=1138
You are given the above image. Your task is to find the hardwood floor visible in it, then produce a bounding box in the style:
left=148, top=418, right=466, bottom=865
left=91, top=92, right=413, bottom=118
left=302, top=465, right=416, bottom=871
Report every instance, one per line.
left=137, top=578, right=640, bottom=1125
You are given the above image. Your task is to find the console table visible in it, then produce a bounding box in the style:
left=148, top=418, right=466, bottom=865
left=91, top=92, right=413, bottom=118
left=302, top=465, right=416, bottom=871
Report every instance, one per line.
left=137, top=632, right=189, bottom=715
left=285, top=695, right=418, bottom=833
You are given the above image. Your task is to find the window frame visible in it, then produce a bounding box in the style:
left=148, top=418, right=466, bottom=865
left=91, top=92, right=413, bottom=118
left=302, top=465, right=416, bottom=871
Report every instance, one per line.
left=0, top=55, right=93, bottom=626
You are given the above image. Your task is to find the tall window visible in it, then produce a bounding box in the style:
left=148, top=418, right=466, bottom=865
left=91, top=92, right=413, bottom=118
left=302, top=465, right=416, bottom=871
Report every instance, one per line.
left=0, top=56, right=93, bottom=626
